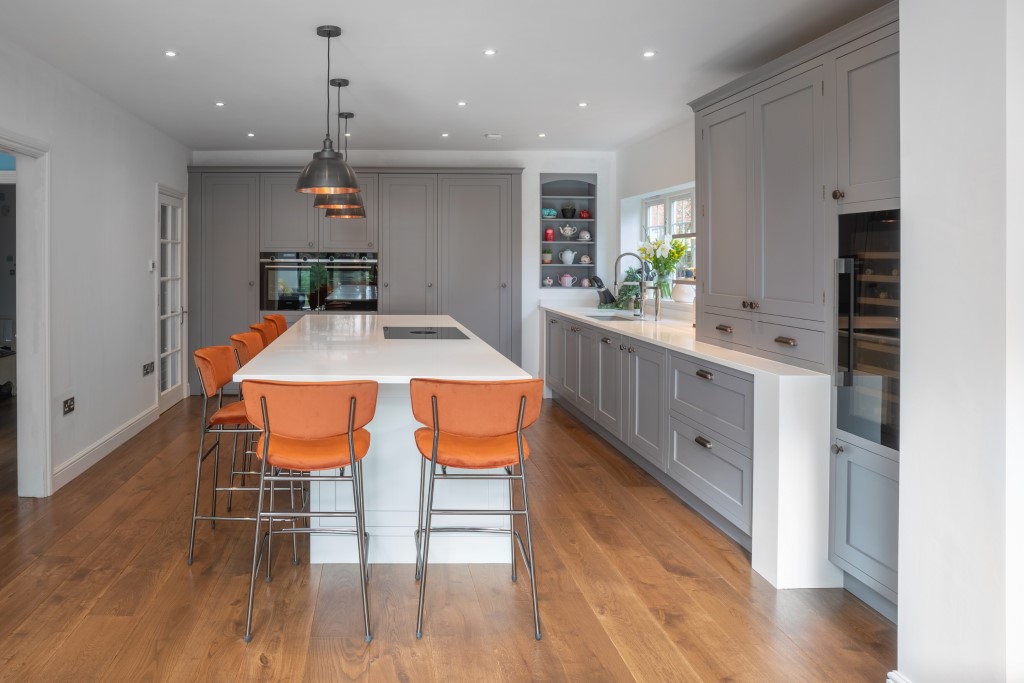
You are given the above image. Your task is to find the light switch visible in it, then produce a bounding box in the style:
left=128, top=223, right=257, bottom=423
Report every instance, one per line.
left=148, top=259, right=156, bottom=272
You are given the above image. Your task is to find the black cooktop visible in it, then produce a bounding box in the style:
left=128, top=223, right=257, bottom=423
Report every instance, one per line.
left=382, top=326, right=469, bottom=340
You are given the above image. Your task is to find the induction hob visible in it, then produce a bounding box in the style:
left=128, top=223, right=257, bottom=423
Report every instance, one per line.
left=382, top=326, right=469, bottom=340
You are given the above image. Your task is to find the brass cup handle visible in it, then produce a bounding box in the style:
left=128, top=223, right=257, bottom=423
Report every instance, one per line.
left=695, top=369, right=714, bottom=381
left=694, top=436, right=713, bottom=449
left=774, top=336, right=798, bottom=347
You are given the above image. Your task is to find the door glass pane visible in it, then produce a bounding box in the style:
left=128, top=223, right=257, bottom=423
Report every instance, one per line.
left=161, top=315, right=180, bottom=354
left=160, top=280, right=179, bottom=316
left=836, top=209, right=900, bottom=451
left=160, top=205, right=170, bottom=240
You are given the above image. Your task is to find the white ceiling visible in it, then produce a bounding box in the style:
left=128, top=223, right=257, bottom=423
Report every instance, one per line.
left=0, top=0, right=890, bottom=152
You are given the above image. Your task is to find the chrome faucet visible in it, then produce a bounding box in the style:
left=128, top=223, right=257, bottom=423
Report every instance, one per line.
left=613, top=252, right=649, bottom=319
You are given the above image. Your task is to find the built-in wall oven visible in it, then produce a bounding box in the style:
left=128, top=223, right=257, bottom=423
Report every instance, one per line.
left=260, top=253, right=378, bottom=312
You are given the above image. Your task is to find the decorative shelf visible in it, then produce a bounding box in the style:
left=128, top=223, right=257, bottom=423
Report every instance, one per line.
left=541, top=263, right=595, bottom=267
left=857, top=296, right=900, bottom=307
left=859, top=274, right=900, bottom=283
left=542, top=240, right=594, bottom=245
left=541, top=195, right=596, bottom=200
left=542, top=217, right=595, bottom=222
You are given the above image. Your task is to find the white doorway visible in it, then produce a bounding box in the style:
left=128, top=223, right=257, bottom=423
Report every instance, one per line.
left=157, top=188, right=187, bottom=413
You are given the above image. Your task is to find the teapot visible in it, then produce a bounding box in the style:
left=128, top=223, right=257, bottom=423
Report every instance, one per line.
left=557, top=224, right=579, bottom=239
left=559, top=274, right=577, bottom=288
left=558, top=248, right=577, bottom=264
left=580, top=277, right=592, bottom=288
left=578, top=229, right=592, bottom=241
left=580, top=254, right=592, bottom=264
left=579, top=209, right=592, bottom=219
left=542, top=275, right=554, bottom=287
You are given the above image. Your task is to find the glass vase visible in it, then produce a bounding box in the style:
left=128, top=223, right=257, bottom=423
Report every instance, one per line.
left=658, top=275, right=674, bottom=300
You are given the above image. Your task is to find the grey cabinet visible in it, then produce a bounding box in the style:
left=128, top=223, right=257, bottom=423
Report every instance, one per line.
left=575, top=325, right=598, bottom=419
left=830, top=439, right=899, bottom=602
left=669, top=354, right=753, bottom=450
left=200, top=173, right=259, bottom=389
left=836, top=33, right=900, bottom=206
left=667, top=415, right=753, bottom=534
left=594, top=331, right=625, bottom=439
left=624, top=339, right=667, bottom=470
left=259, top=173, right=318, bottom=251
left=545, top=316, right=597, bottom=419
left=320, top=173, right=379, bottom=252
left=438, top=175, right=511, bottom=356
left=380, top=174, right=437, bottom=315
left=545, top=314, right=566, bottom=396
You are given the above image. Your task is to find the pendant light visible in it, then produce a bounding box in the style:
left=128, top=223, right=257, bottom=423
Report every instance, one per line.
left=316, top=82, right=365, bottom=213
left=295, top=25, right=361, bottom=195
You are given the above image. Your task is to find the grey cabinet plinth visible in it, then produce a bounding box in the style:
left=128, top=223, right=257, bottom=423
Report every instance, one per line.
left=320, top=173, right=379, bottom=251
left=831, top=439, right=899, bottom=603
left=260, top=173, right=318, bottom=251
left=380, top=174, right=437, bottom=315
left=624, top=339, right=667, bottom=470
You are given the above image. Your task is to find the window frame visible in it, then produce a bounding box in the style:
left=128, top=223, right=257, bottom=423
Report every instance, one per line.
left=641, top=189, right=696, bottom=284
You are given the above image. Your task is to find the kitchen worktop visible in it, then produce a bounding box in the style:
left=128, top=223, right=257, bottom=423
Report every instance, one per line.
left=539, top=306, right=825, bottom=380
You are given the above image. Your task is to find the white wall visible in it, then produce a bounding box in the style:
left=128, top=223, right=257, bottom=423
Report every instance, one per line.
left=899, top=0, right=1019, bottom=679
left=192, top=148, right=616, bottom=381
left=0, top=40, right=190, bottom=487
left=615, top=118, right=695, bottom=201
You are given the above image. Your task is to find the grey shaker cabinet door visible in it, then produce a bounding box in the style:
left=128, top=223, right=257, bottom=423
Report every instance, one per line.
left=753, top=66, right=826, bottom=322
left=831, top=438, right=899, bottom=602
left=625, top=339, right=667, bottom=471
left=669, top=353, right=753, bottom=450
left=380, top=174, right=437, bottom=314
left=594, top=331, right=625, bottom=439
left=560, top=323, right=580, bottom=402
left=201, top=174, right=259, bottom=388
left=836, top=33, right=900, bottom=206
left=320, top=173, right=379, bottom=252
left=545, top=314, right=566, bottom=397
left=574, top=325, right=598, bottom=419
left=438, top=175, right=511, bottom=357
left=259, top=173, right=318, bottom=251
left=701, top=98, right=757, bottom=314
left=667, top=415, right=753, bottom=534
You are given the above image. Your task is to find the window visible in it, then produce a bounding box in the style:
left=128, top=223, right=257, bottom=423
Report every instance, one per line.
left=642, top=190, right=696, bottom=282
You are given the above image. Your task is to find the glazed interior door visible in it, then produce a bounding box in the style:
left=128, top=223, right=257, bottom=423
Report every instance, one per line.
left=158, top=191, right=187, bottom=413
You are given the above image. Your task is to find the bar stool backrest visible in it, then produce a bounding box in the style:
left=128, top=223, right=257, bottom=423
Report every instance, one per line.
left=242, top=380, right=379, bottom=439
left=194, top=346, right=237, bottom=398
left=410, top=378, right=544, bottom=437
left=250, top=322, right=278, bottom=346
left=264, top=314, right=287, bottom=337
left=230, top=331, right=265, bottom=366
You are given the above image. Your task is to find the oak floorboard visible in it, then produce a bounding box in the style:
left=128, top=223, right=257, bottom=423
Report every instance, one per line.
left=0, top=396, right=896, bottom=681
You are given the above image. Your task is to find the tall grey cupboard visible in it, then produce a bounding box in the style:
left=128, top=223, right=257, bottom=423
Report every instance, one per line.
left=379, top=174, right=438, bottom=316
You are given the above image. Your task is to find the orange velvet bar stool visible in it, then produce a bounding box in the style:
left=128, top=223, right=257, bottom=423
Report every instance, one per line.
left=241, top=379, right=379, bottom=644
left=409, top=378, right=545, bottom=640
left=249, top=321, right=278, bottom=347
left=189, top=346, right=260, bottom=564
left=230, top=331, right=265, bottom=367
left=263, top=314, right=287, bottom=337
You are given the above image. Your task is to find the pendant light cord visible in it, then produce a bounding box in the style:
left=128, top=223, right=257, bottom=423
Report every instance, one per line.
left=336, top=82, right=342, bottom=159
left=325, top=34, right=332, bottom=141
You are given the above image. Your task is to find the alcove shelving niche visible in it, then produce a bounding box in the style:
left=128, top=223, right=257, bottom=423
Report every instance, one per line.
left=540, top=173, right=597, bottom=289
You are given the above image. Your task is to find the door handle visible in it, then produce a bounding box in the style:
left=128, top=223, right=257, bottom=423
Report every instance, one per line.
left=715, top=324, right=733, bottom=334
left=774, top=336, right=798, bottom=347
left=601, top=337, right=613, bottom=344
left=694, top=436, right=713, bottom=449
left=695, top=369, right=714, bottom=381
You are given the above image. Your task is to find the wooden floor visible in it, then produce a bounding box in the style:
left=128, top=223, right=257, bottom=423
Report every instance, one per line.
left=0, top=395, right=895, bottom=681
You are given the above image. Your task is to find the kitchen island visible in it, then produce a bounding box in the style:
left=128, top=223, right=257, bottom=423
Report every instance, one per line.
left=234, top=313, right=530, bottom=564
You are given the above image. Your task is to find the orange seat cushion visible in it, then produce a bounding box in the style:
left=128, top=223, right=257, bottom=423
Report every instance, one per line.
left=414, top=428, right=529, bottom=469
left=208, top=400, right=248, bottom=426
left=257, top=429, right=370, bottom=471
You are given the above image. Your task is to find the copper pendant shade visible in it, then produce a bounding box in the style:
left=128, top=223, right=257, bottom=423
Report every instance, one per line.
left=295, top=26, right=361, bottom=195
left=314, top=191, right=364, bottom=210
left=325, top=207, right=367, bottom=219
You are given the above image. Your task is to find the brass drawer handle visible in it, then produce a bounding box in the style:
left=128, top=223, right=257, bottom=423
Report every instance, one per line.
left=774, top=336, right=798, bottom=347
left=715, top=324, right=733, bottom=334
left=694, top=436, right=713, bottom=449
left=695, top=369, right=714, bottom=381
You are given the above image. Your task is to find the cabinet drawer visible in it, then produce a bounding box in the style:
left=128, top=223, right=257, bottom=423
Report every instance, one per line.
left=755, top=321, right=825, bottom=365
left=669, top=354, right=753, bottom=450
left=667, top=415, right=752, bottom=534
left=699, top=310, right=753, bottom=348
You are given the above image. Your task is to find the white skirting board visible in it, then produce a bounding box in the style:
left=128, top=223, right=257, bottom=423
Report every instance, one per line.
left=51, top=405, right=158, bottom=492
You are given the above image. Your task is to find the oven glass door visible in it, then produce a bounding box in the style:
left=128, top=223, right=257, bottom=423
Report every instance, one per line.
left=262, top=262, right=312, bottom=311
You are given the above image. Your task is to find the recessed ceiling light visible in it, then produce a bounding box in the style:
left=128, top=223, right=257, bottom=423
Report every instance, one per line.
left=247, top=132, right=255, bottom=137
left=441, top=133, right=449, bottom=138
left=457, top=101, right=467, bottom=107
left=578, top=102, right=588, bottom=108
left=164, top=50, right=177, bottom=57
left=483, top=48, right=497, bottom=56
left=484, top=133, right=502, bottom=140
left=345, top=132, right=351, bottom=137
left=538, top=133, right=547, bottom=138
left=643, top=50, right=657, bottom=58
left=215, top=102, right=225, bottom=107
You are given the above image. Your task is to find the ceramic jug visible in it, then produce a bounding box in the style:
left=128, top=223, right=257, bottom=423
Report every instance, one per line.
left=558, top=248, right=577, bottom=264
left=542, top=276, right=554, bottom=287
left=559, top=274, right=577, bottom=287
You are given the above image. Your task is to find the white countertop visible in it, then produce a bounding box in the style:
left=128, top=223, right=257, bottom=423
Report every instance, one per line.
left=234, top=314, right=529, bottom=383
left=540, top=305, right=825, bottom=378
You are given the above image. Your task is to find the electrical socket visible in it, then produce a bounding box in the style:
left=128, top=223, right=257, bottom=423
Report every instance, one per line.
left=63, top=397, right=75, bottom=415
left=143, top=362, right=155, bottom=376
